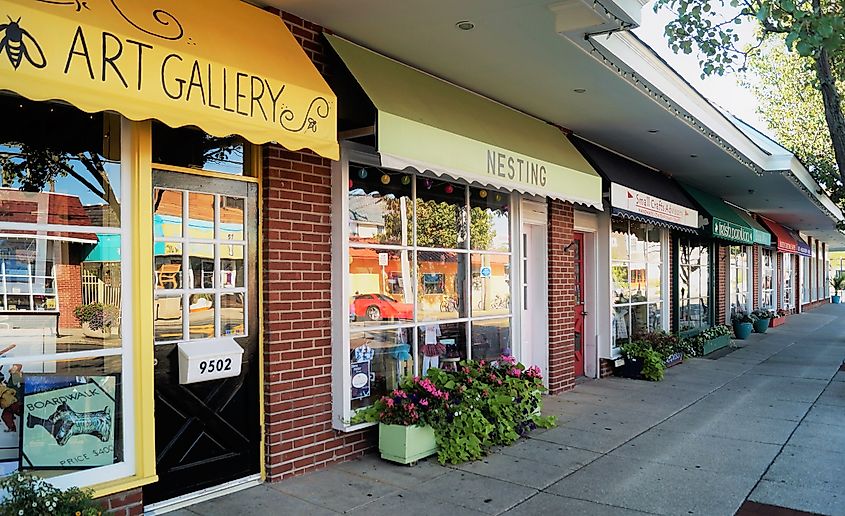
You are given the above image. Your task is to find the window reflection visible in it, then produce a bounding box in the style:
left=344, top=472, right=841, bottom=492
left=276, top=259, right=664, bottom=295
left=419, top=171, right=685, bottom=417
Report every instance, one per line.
left=154, top=296, right=182, bottom=342
left=470, top=188, right=509, bottom=251
left=417, top=252, right=466, bottom=321
left=0, top=99, right=121, bottom=228
left=188, top=294, right=214, bottom=339
left=471, top=254, right=510, bottom=316
left=611, top=220, right=663, bottom=346
left=471, top=318, right=510, bottom=361
left=188, top=193, right=215, bottom=240
left=220, top=293, right=245, bottom=336
left=220, top=246, right=244, bottom=288
left=152, top=121, right=246, bottom=175
left=350, top=328, right=413, bottom=411
left=416, top=177, right=466, bottom=249
left=153, top=189, right=183, bottom=238
left=348, top=167, right=413, bottom=246
left=219, top=196, right=245, bottom=241
left=349, top=248, right=414, bottom=326
left=419, top=322, right=466, bottom=375
left=155, top=242, right=182, bottom=290
left=188, top=243, right=215, bottom=289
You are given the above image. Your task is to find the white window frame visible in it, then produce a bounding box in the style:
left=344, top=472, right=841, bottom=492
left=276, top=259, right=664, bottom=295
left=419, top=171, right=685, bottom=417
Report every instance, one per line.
left=331, top=145, right=516, bottom=431
left=782, top=253, right=794, bottom=310
left=726, top=245, right=752, bottom=320
left=760, top=248, right=776, bottom=310
left=0, top=117, right=137, bottom=488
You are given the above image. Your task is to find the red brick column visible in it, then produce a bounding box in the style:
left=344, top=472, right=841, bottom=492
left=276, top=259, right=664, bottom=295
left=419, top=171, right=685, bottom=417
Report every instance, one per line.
left=547, top=200, right=575, bottom=394
left=56, top=263, right=82, bottom=328
left=752, top=245, right=760, bottom=309
left=262, top=147, right=374, bottom=481
left=716, top=244, right=727, bottom=324
left=98, top=488, right=142, bottom=515
left=668, top=237, right=675, bottom=334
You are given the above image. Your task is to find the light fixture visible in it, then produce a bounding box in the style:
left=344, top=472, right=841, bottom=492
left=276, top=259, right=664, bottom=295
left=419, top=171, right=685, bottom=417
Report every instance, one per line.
left=647, top=129, right=659, bottom=133
left=690, top=154, right=698, bottom=158
left=456, top=20, right=475, bottom=30
left=563, top=241, right=578, bottom=252
left=573, top=88, right=587, bottom=93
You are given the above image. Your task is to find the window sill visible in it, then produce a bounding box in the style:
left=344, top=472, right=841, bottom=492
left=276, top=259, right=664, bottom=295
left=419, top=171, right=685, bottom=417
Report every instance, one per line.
left=332, top=418, right=376, bottom=433
left=91, top=474, right=159, bottom=498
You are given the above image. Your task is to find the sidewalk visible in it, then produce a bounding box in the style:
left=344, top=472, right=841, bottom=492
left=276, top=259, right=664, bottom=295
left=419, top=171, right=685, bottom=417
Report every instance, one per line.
left=172, top=305, right=845, bottom=516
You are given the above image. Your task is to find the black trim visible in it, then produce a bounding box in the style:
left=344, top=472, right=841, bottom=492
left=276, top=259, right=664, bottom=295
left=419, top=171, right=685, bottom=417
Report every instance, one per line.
left=611, top=207, right=697, bottom=234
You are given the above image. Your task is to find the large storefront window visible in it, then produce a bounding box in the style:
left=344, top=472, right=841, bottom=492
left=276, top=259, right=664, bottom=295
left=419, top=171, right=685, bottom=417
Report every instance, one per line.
left=783, top=254, right=794, bottom=309
left=611, top=220, right=664, bottom=347
left=761, top=249, right=775, bottom=309
left=729, top=246, right=750, bottom=316
left=678, top=238, right=710, bottom=333
left=0, top=97, right=130, bottom=485
left=347, top=165, right=512, bottom=411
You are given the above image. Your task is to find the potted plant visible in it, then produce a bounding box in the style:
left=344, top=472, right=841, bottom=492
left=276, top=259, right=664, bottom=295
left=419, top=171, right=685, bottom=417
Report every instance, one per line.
left=751, top=309, right=774, bottom=333
left=831, top=275, right=845, bottom=304
left=73, top=302, right=120, bottom=338
left=634, top=331, right=684, bottom=368
left=731, top=311, right=755, bottom=340
left=619, top=341, right=665, bottom=381
left=353, top=356, right=555, bottom=465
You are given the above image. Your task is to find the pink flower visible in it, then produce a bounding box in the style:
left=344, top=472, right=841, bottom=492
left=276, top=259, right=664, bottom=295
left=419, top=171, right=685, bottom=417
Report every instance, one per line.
left=500, top=354, right=516, bottom=365
left=525, top=365, right=543, bottom=379
left=480, top=360, right=486, bottom=367
left=385, top=398, right=395, bottom=407
left=509, top=367, right=522, bottom=377
left=419, top=398, right=429, bottom=406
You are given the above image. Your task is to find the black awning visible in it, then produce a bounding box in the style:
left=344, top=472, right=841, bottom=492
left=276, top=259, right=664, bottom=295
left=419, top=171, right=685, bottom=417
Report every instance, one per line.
left=571, top=137, right=700, bottom=233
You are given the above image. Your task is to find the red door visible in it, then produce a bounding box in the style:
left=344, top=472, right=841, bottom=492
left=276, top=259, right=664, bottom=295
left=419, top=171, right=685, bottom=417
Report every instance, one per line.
left=573, top=232, right=585, bottom=377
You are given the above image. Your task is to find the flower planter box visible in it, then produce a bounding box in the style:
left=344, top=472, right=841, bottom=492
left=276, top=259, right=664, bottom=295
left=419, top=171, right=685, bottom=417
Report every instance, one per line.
left=702, top=334, right=731, bottom=355
left=753, top=318, right=770, bottom=334
left=614, top=357, right=644, bottom=379
left=378, top=423, right=437, bottom=465
left=664, top=352, right=684, bottom=368
left=770, top=316, right=787, bottom=327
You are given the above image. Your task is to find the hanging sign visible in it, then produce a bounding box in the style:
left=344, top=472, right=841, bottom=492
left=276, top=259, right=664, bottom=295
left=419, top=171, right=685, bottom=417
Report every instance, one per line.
left=350, top=361, right=370, bottom=400
left=610, top=183, right=698, bottom=229
left=0, top=0, right=338, bottom=159
left=21, top=376, right=116, bottom=469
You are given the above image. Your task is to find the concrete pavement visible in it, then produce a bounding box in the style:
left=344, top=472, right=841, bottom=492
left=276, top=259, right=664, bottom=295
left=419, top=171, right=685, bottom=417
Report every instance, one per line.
left=172, top=304, right=845, bottom=516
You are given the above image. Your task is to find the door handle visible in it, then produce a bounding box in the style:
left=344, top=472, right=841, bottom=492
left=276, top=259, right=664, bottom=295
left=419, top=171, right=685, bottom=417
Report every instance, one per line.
left=581, top=311, right=588, bottom=316
left=153, top=358, right=158, bottom=366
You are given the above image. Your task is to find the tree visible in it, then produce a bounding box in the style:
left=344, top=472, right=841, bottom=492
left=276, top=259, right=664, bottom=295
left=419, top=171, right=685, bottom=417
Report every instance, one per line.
left=740, top=36, right=845, bottom=203
left=654, top=0, right=845, bottom=186
left=380, top=199, right=495, bottom=249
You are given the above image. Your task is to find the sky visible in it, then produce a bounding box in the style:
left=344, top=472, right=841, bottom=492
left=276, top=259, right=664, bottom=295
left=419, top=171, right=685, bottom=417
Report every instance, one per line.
left=633, top=1, right=773, bottom=137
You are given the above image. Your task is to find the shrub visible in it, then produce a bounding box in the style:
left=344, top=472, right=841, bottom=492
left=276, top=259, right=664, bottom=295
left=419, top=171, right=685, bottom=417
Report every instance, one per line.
left=353, top=356, right=556, bottom=464
left=0, top=473, right=102, bottom=516
left=631, top=331, right=682, bottom=360
left=620, top=342, right=665, bottom=381
left=73, top=303, right=119, bottom=331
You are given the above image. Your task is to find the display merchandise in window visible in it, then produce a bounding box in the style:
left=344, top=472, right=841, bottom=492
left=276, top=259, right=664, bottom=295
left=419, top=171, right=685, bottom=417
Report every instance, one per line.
left=783, top=254, right=794, bottom=309
left=611, top=220, right=664, bottom=347
left=678, top=239, right=710, bottom=332
left=0, top=97, right=127, bottom=481
left=346, top=165, right=512, bottom=411
left=761, top=249, right=775, bottom=309
left=729, top=246, right=750, bottom=316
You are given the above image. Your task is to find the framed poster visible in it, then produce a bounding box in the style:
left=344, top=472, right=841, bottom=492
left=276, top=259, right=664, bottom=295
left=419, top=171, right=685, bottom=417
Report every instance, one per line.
left=0, top=362, right=24, bottom=462
left=20, top=376, right=116, bottom=470
left=350, top=361, right=370, bottom=400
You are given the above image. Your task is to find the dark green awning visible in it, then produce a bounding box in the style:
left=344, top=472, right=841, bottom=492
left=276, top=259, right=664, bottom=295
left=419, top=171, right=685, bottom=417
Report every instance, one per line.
left=680, top=184, right=758, bottom=245
left=735, top=210, right=772, bottom=246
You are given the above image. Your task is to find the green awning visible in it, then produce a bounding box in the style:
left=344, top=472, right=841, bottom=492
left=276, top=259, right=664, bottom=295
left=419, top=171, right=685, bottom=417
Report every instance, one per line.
left=680, top=184, right=758, bottom=245
left=326, top=35, right=603, bottom=208
left=735, top=210, right=772, bottom=246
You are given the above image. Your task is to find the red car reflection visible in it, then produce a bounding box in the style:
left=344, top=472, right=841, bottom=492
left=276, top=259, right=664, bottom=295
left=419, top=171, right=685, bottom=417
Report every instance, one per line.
left=352, top=294, right=413, bottom=322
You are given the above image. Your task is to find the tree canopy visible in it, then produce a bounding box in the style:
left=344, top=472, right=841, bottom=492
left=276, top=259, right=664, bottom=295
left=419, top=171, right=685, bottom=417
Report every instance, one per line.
left=654, top=0, right=845, bottom=191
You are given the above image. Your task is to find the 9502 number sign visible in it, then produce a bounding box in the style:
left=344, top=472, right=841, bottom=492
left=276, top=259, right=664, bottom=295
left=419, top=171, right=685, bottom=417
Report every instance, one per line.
left=178, top=338, right=244, bottom=384
left=199, top=357, right=233, bottom=375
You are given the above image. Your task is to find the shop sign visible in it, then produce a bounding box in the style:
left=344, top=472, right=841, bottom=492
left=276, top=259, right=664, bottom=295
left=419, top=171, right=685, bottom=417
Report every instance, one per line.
left=0, top=0, right=338, bottom=159
left=610, top=183, right=698, bottom=228
left=21, top=376, right=116, bottom=469
left=479, top=266, right=492, bottom=278
left=712, top=218, right=754, bottom=244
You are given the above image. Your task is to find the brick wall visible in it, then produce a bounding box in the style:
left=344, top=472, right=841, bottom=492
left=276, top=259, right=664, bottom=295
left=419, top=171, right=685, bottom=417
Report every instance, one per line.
left=56, top=263, right=82, bottom=328
left=599, top=358, right=615, bottom=378
left=98, top=488, right=142, bottom=515
left=716, top=244, right=727, bottom=324
left=752, top=245, right=760, bottom=309
left=547, top=200, right=575, bottom=394
left=262, top=9, right=375, bottom=481
left=668, top=236, right=674, bottom=334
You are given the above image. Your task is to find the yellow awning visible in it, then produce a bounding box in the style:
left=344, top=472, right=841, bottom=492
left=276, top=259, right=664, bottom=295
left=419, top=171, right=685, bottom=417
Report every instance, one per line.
left=0, top=0, right=338, bottom=160
left=326, top=35, right=602, bottom=207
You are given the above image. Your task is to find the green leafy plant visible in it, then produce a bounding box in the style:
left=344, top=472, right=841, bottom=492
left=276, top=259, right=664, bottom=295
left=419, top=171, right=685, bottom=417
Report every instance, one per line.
left=353, top=356, right=555, bottom=464
left=830, top=275, right=845, bottom=295
left=731, top=311, right=756, bottom=325
left=620, top=342, right=665, bottom=381
left=0, top=473, right=102, bottom=516
left=680, top=325, right=732, bottom=357
left=73, top=303, right=119, bottom=331
left=752, top=309, right=776, bottom=320
left=631, top=331, right=683, bottom=360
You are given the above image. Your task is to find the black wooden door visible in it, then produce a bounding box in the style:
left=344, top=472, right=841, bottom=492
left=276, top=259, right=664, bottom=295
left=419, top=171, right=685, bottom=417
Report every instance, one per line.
left=144, top=170, right=260, bottom=504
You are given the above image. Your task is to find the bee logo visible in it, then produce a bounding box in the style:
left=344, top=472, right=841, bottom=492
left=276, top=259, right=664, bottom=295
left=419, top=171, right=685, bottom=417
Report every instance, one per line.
left=0, top=16, right=47, bottom=70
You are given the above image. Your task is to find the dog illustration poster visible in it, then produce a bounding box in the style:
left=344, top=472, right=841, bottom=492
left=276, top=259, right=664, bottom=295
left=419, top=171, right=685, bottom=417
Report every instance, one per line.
left=20, top=376, right=116, bottom=469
